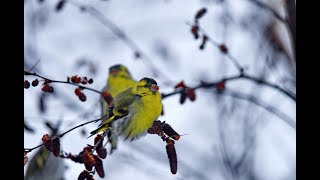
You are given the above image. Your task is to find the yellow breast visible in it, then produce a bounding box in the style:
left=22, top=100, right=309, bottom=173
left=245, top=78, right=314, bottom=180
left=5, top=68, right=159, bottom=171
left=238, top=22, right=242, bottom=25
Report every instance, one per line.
left=122, top=92, right=162, bottom=140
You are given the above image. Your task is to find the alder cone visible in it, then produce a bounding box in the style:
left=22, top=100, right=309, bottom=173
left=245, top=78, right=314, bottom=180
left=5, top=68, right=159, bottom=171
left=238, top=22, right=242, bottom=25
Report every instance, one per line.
left=97, top=148, right=107, bottom=159
left=94, top=155, right=105, bottom=178
left=166, top=142, right=177, bottom=174
left=94, top=134, right=103, bottom=151
left=52, top=137, right=61, bottom=157
left=78, top=170, right=90, bottom=180
left=162, top=123, right=180, bottom=141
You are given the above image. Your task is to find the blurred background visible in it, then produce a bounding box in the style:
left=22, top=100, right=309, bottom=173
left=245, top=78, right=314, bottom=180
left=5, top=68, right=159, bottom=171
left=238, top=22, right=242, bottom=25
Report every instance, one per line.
left=24, top=0, right=296, bottom=179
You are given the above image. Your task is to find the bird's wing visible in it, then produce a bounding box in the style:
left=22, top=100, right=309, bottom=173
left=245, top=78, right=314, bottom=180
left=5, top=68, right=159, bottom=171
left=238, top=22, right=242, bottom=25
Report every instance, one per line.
left=100, top=85, right=109, bottom=117
left=112, top=87, right=138, bottom=116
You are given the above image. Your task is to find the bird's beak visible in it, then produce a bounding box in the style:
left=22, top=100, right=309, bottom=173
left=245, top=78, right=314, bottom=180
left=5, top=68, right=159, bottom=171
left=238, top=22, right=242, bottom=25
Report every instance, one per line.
left=110, top=69, right=120, bottom=75
left=151, top=84, right=159, bottom=92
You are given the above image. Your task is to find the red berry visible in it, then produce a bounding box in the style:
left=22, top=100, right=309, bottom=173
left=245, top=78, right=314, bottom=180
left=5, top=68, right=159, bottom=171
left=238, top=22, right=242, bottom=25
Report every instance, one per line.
left=42, top=85, right=48, bottom=92
left=216, top=81, right=225, bottom=91
left=70, top=76, right=77, bottom=83
left=175, top=81, right=186, bottom=89
left=75, top=77, right=81, bottom=83
left=79, top=94, right=87, bottom=102
left=47, top=86, right=54, bottom=93
left=42, top=85, right=54, bottom=93
left=32, top=79, right=39, bottom=87
left=81, top=77, right=88, bottom=85
left=75, top=88, right=82, bottom=96
left=24, top=80, right=30, bottom=89
left=186, top=89, right=196, bottom=101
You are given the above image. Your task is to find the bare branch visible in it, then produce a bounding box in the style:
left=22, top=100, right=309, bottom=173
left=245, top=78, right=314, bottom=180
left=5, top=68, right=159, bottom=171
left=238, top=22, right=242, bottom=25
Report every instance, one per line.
left=24, top=70, right=102, bottom=94
left=247, top=0, right=286, bottom=23
left=24, top=116, right=105, bottom=153
left=162, top=73, right=296, bottom=101
left=220, top=89, right=295, bottom=129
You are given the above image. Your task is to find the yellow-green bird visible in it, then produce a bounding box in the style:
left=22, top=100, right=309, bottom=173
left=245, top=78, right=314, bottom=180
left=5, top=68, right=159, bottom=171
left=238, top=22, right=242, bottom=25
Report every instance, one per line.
left=92, top=77, right=162, bottom=141
left=100, top=64, right=136, bottom=152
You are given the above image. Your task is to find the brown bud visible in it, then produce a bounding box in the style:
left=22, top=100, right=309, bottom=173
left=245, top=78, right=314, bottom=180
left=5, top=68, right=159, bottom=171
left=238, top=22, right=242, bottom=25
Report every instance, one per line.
left=52, top=137, right=61, bottom=157
left=179, top=92, right=187, bottom=104
left=195, top=7, right=207, bottom=21
left=191, top=25, right=199, bottom=39
left=41, top=134, right=52, bottom=151
left=219, top=44, right=228, bottom=54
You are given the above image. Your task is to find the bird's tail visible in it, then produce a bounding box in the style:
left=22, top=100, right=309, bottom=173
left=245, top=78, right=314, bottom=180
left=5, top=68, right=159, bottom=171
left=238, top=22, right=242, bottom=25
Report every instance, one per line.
left=108, top=130, right=118, bottom=154
left=88, top=125, right=111, bottom=139
left=88, top=114, right=118, bottom=138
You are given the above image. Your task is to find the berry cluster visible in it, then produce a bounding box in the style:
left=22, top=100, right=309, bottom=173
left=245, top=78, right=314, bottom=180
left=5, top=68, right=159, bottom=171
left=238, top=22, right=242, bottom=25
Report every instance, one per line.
left=174, top=81, right=196, bottom=104
left=148, top=120, right=180, bottom=174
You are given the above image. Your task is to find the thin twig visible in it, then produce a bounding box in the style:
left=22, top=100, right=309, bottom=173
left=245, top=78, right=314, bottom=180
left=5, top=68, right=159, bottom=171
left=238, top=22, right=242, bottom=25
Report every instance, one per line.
left=162, top=72, right=296, bottom=101
left=186, top=21, right=296, bottom=101
left=24, top=116, right=105, bottom=153
left=24, top=70, right=102, bottom=94
left=186, top=21, right=244, bottom=73
left=247, top=0, right=286, bottom=23
left=27, top=59, right=41, bottom=72
left=241, top=74, right=296, bottom=101
left=220, top=89, right=295, bottom=129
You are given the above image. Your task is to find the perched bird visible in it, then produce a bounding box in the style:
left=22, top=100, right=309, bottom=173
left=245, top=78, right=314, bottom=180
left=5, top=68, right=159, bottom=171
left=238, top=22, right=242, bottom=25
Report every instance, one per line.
left=100, top=64, right=136, bottom=152
left=91, top=77, right=162, bottom=141
left=101, top=64, right=136, bottom=115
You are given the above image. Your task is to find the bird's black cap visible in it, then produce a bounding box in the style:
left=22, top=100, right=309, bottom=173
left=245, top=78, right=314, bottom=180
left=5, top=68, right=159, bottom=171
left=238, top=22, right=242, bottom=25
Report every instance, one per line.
left=109, top=64, right=122, bottom=71
left=140, top=77, right=157, bottom=85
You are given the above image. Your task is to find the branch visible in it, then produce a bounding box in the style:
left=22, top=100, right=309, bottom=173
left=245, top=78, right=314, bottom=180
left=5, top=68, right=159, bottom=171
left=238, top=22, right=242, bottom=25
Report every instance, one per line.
left=162, top=73, right=296, bottom=101
left=241, top=74, right=296, bottom=101
left=220, top=89, right=295, bottom=129
left=247, top=0, right=286, bottom=23
left=24, top=116, right=105, bottom=153
left=161, top=75, right=295, bottom=129
left=24, top=70, right=102, bottom=95
left=187, top=19, right=296, bottom=101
